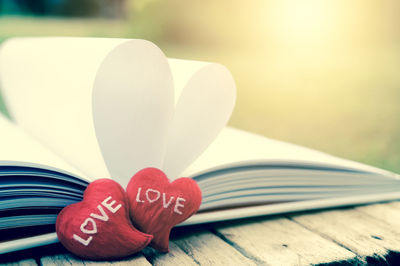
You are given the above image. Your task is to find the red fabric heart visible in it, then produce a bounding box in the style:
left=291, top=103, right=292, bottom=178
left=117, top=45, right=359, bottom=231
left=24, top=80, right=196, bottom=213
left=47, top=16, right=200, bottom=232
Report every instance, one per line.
left=126, top=168, right=202, bottom=252
left=56, top=179, right=153, bottom=260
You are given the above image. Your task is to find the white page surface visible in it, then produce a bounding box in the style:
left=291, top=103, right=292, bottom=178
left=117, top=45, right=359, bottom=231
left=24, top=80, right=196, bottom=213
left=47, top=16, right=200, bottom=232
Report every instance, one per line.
left=0, top=113, right=87, bottom=180
left=92, top=41, right=174, bottom=187
left=0, top=37, right=173, bottom=185
left=183, top=127, right=398, bottom=178
left=163, top=60, right=236, bottom=179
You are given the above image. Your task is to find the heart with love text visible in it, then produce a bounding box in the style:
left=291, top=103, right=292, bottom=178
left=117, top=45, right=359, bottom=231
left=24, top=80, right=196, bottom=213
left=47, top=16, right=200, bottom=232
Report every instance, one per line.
left=56, top=179, right=153, bottom=260
left=126, top=168, right=202, bottom=252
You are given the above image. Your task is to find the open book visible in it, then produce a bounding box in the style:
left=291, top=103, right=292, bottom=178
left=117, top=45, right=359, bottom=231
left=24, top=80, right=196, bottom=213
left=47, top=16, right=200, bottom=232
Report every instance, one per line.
left=1, top=37, right=400, bottom=254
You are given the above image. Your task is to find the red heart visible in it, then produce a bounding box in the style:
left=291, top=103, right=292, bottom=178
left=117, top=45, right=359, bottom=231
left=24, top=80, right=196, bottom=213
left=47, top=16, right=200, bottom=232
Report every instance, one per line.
left=56, top=179, right=153, bottom=260
left=126, top=168, right=202, bottom=252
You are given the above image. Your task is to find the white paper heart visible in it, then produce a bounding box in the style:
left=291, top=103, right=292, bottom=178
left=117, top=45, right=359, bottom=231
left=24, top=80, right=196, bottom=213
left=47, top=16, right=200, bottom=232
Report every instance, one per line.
left=162, top=60, right=236, bottom=179
left=0, top=37, right=235, bottom=185
left=92, top=40, right=174, bottom=187
left=0, top=38, right=158, bottom=179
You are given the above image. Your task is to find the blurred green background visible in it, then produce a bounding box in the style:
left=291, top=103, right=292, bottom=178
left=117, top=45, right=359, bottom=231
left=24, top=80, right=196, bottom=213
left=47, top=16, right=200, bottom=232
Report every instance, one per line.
left=0, top=0, right=399, bottom=173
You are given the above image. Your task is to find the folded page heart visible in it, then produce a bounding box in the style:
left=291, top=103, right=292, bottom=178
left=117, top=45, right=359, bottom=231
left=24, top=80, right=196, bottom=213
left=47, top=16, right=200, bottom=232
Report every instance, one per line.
left=56, top=179, right=153, bottom=260
left=93, top=40, right=174, bottom=188
left=126, top=168, right=202, bottom=252
left=163, top=60, right=236, bottom=179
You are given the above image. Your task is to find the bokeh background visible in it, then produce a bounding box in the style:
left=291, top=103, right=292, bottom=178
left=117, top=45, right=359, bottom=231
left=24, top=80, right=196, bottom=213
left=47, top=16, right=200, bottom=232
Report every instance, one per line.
left=0, top=0, right=399, bottom=173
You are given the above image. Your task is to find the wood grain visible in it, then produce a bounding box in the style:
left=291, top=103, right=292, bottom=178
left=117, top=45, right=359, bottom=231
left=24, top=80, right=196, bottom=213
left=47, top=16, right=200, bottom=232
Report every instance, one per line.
left=172, top=227, right=256, bottom=265
left=291, top=206, right=400, bottom=263
left=11, top=202, right=400, bottom=265
left=2, top=259, right=37, bottom=266
left=40, top=253, right=150, bottom=266
left=141, top=242, right=197, bottom=266
left=214, top=216, right=356, bottom=265
left=356, top=202, right=400, bottom=227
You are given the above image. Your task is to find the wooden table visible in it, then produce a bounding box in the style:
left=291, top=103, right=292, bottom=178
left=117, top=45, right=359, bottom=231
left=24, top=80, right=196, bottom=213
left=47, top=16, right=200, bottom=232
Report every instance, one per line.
left=3, top=201, right=400, bottom=265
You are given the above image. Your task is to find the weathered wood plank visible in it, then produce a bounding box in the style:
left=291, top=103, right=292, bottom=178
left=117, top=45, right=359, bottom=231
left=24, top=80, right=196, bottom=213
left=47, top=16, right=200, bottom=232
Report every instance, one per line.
left=2, top=259, right=37, bottom=266
left=385, top=201, right=400, bottom=210
left=40, top=253, right=150, bottom=266
left=214, top=216, right=357, bottom=266
left=356, top=202, right=400, bottom=227
left=40, top=227, right=255, bottom=265
left=141, top=242, right=197, bottom=266
left=172, top=227, right=256, bottom=265
left=291, top=207, right=400, bottom=261
left=16, top=202, right=400, bottom=265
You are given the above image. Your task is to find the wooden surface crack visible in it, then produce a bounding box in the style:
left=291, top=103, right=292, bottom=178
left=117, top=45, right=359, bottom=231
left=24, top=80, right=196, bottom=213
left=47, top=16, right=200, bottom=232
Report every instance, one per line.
left=5, top=202, right=400, bottom=265
left=207, top=227, right=267, bottom=265
left=286, top=215, right=360, bottom=255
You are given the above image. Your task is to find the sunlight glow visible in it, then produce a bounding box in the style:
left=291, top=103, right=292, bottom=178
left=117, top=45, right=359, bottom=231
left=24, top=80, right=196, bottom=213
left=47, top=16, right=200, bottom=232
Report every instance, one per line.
left=264, top=0, right=340, bottom=44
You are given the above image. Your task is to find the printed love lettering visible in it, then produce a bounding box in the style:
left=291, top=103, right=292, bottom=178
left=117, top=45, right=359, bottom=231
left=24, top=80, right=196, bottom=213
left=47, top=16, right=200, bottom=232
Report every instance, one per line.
left=56, top=179, right=153, bottom=260
left=71, top=195, right=121, bottom=247
left=127, top=168, right=202, bottom=252
left=80, top=218, right=97, bottom=234
left=135, top=187, right=186, bottom=215
left=146, top=188, right=160, bottom=203
left=72, top=233, right=93, bottom=247
left=174, top=197, right=185, bottom=215
left=90, top=204, right=109, bottom=222
left=102, top=196, right=122, bottom=213
left=162, top=193, right=174, bottom=208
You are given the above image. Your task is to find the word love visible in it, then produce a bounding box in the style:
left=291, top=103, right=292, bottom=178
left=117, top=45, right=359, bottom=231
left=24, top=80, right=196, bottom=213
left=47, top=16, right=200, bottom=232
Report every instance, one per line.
left=127, top=168, right=202, bottom=252
left=57, top=179, right=153, bottom=260
left=135, top=187, right=186, bottom=215
left=73, top=196, right=122, bottom=246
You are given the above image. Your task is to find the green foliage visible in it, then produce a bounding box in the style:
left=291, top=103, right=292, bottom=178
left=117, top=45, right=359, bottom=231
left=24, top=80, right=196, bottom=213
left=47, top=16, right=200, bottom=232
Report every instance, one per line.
left=58, top=0, right=100, bottom=17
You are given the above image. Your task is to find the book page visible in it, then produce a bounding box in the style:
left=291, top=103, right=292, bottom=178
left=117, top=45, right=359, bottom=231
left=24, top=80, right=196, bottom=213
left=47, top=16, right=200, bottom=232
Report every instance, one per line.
left=0, top=37, right=174, bottom=186
left=163, top=59, right=236, bottom=179
left=93, top=57, right=237, bottom=185
left=183, top=191, right=400, bottom=226
left=183, top=127, right=398, bottom=178
left=0, top=37, right=237, bottom=186
left=0, top=113, right=88, bottom=181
